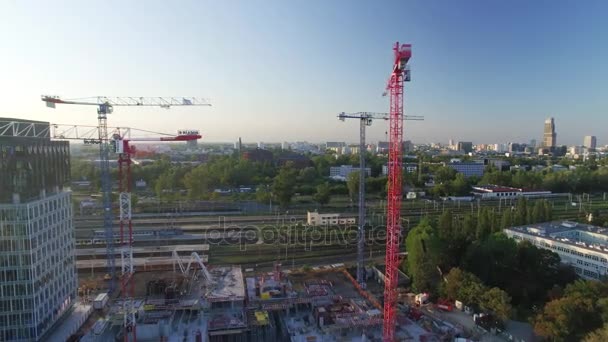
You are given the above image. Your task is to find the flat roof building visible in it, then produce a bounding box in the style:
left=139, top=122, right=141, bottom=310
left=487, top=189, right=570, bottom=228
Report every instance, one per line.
left=504, top=221, right=608, bottom=280
left=472, top=185, right=552, bottom=199
left=447, top=161, right=485, bottom=178
left=307, top=212, right=356, bottom=226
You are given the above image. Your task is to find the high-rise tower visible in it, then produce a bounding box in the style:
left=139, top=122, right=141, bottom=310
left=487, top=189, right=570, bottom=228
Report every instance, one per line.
left=543, top=117, right=556, bottom=148
left=584, top=136, right=597, bottom=151
left=0, top=118, right=76, bottom=341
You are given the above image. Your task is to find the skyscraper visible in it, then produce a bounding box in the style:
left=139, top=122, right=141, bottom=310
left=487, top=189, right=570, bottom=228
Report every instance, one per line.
left=543, top=117, right=556, bottom=148
left=530, top=139, right=537, bottom=148
left=457, top=141, right=473, bottom=153
left=584, top=135, right=597, bottom=151
left=0, top=118, right=76, bottom=341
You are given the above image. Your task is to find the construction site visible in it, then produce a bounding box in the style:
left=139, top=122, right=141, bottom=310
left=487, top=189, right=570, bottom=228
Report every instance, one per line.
left=1, top=43, right=471, bottom=342
left=75, top=257, right=465, bottom=342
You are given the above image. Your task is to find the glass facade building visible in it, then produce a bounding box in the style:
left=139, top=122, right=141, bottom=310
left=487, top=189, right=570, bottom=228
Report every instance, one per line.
left=0, top=118, right=76, bottom=341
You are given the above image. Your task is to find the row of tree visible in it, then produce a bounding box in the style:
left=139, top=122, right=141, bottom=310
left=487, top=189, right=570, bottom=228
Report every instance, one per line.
left=403, top=198, right=574, bottom=321
left=425, top=164, right=608, bottom=198
left=480, top=166, right=608, bottom=193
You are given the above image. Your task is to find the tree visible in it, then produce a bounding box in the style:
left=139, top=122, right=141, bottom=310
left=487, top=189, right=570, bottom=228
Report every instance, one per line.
left=437, top=210, right=454, bottom=241
left=515, top=197, right=529, bottom=225
left=479, top=170, right=512, bottom=186
left=480, top=287, right=512, bottom=322
left=534, top=295, right=599, bottom=341
left=584, top=325, right=608, bottom=342
left=450, top=173, right=470, bottom=196
left=531, top=200, right=544, bottom=223
left=312, top=182, right=331, bottom=206
left=298, top=167, right=318, bottom=184
left=255, top=187, right=271, bottom=204
left=462, top=233, right=517, bottom=289
left=155, top=170, right=176, bottom=199
left=534, top=280, right=608, bottom=341
left=405, top=218, right=442, bottom=292
left=476, top=207, right=491, bottom=240
left=436, top=211, right=469, bottom=269
left=440, top=268, right=485, bottom=306
left=501, top=209, right=513, bottom=229
left=462, top=213, right=477, bottom=242
left=272, top=162, right=298, bottom=209
left=440, top=268, right=512, bottom=321
left=346, top=171, right=360, bottom=204
left=366, top=177, right=387, bottom=195
left=544, top=200, right=553, bottom=221
left=435, top=166, right=457, bottom=184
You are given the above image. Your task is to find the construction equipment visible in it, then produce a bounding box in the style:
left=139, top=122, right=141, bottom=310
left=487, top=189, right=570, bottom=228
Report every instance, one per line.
left=43, top=95, right=209, bottom=342
left=172, top=251, right=213, bottom=284
left=338, top=112, right=423, bottom=290
left=382, top=42, right=411, bottom=342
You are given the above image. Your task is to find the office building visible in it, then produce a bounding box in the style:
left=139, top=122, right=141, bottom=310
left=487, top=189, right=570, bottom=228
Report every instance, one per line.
left=0, top=118, right=76, bottom=341
left=584, top=136, right=597, bottom=151
left=457, top=141, right=473, bottom=153
left=508, top=143, right=525, bottom=153
left=543, top=117, right=557, bottom=148
left=325, top=142, right=346, bottom=154
left=569, top=146, right=584, bottom=156
left=376, top=141, right=389, bottom=154
left=446, top=161, right=485, bottom=178
left=504, top=221, right=608, bottom=280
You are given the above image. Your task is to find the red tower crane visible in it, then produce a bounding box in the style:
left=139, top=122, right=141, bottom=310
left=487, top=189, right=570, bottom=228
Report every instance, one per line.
left=383, top=42, right=411, bottom=341
left=112, top=131, right=201, bottom=341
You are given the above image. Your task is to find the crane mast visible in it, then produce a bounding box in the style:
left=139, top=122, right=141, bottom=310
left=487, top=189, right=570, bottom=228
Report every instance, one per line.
left=382, top=42, right=411, bottom=342
left=338, top=112, right=422, bottom=290
left=43, top=95, right=209, bottom=342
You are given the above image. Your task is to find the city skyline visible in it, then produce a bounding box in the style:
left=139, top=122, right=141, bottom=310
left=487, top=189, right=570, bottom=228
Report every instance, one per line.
left=1, top=1, right=607, bottom=145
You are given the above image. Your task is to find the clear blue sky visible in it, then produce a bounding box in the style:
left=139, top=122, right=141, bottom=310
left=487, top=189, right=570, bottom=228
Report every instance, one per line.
left=1, top=0, right=606, bottom=146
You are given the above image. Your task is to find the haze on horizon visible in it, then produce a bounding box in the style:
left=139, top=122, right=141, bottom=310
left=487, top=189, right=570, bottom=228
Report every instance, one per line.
left=1, top=0, right=606, bottom=146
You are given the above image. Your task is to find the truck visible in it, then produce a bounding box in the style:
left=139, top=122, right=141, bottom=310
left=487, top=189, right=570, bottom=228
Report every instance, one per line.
left=93, top=293, right=109, bottom=310
left=436, top=299, right=453, bottom=312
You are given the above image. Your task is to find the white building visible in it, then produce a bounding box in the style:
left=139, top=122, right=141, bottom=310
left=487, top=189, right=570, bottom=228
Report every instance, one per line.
left=307, top=212, right=356, bottom=226
left=381, top=163, right=417, bottom=176
left=584, top=135, right=597, bottom=150
left=472, top=185, right=552, bottom=199
left=504, top=221, right=608, bottom=280
left=329, top=165, right=371, bottom=180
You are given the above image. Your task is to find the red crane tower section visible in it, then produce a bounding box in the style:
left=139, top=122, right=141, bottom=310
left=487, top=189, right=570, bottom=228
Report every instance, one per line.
left=383, top=42, right=411, bottom=342
left=113, top=132, right=201, bottom=341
